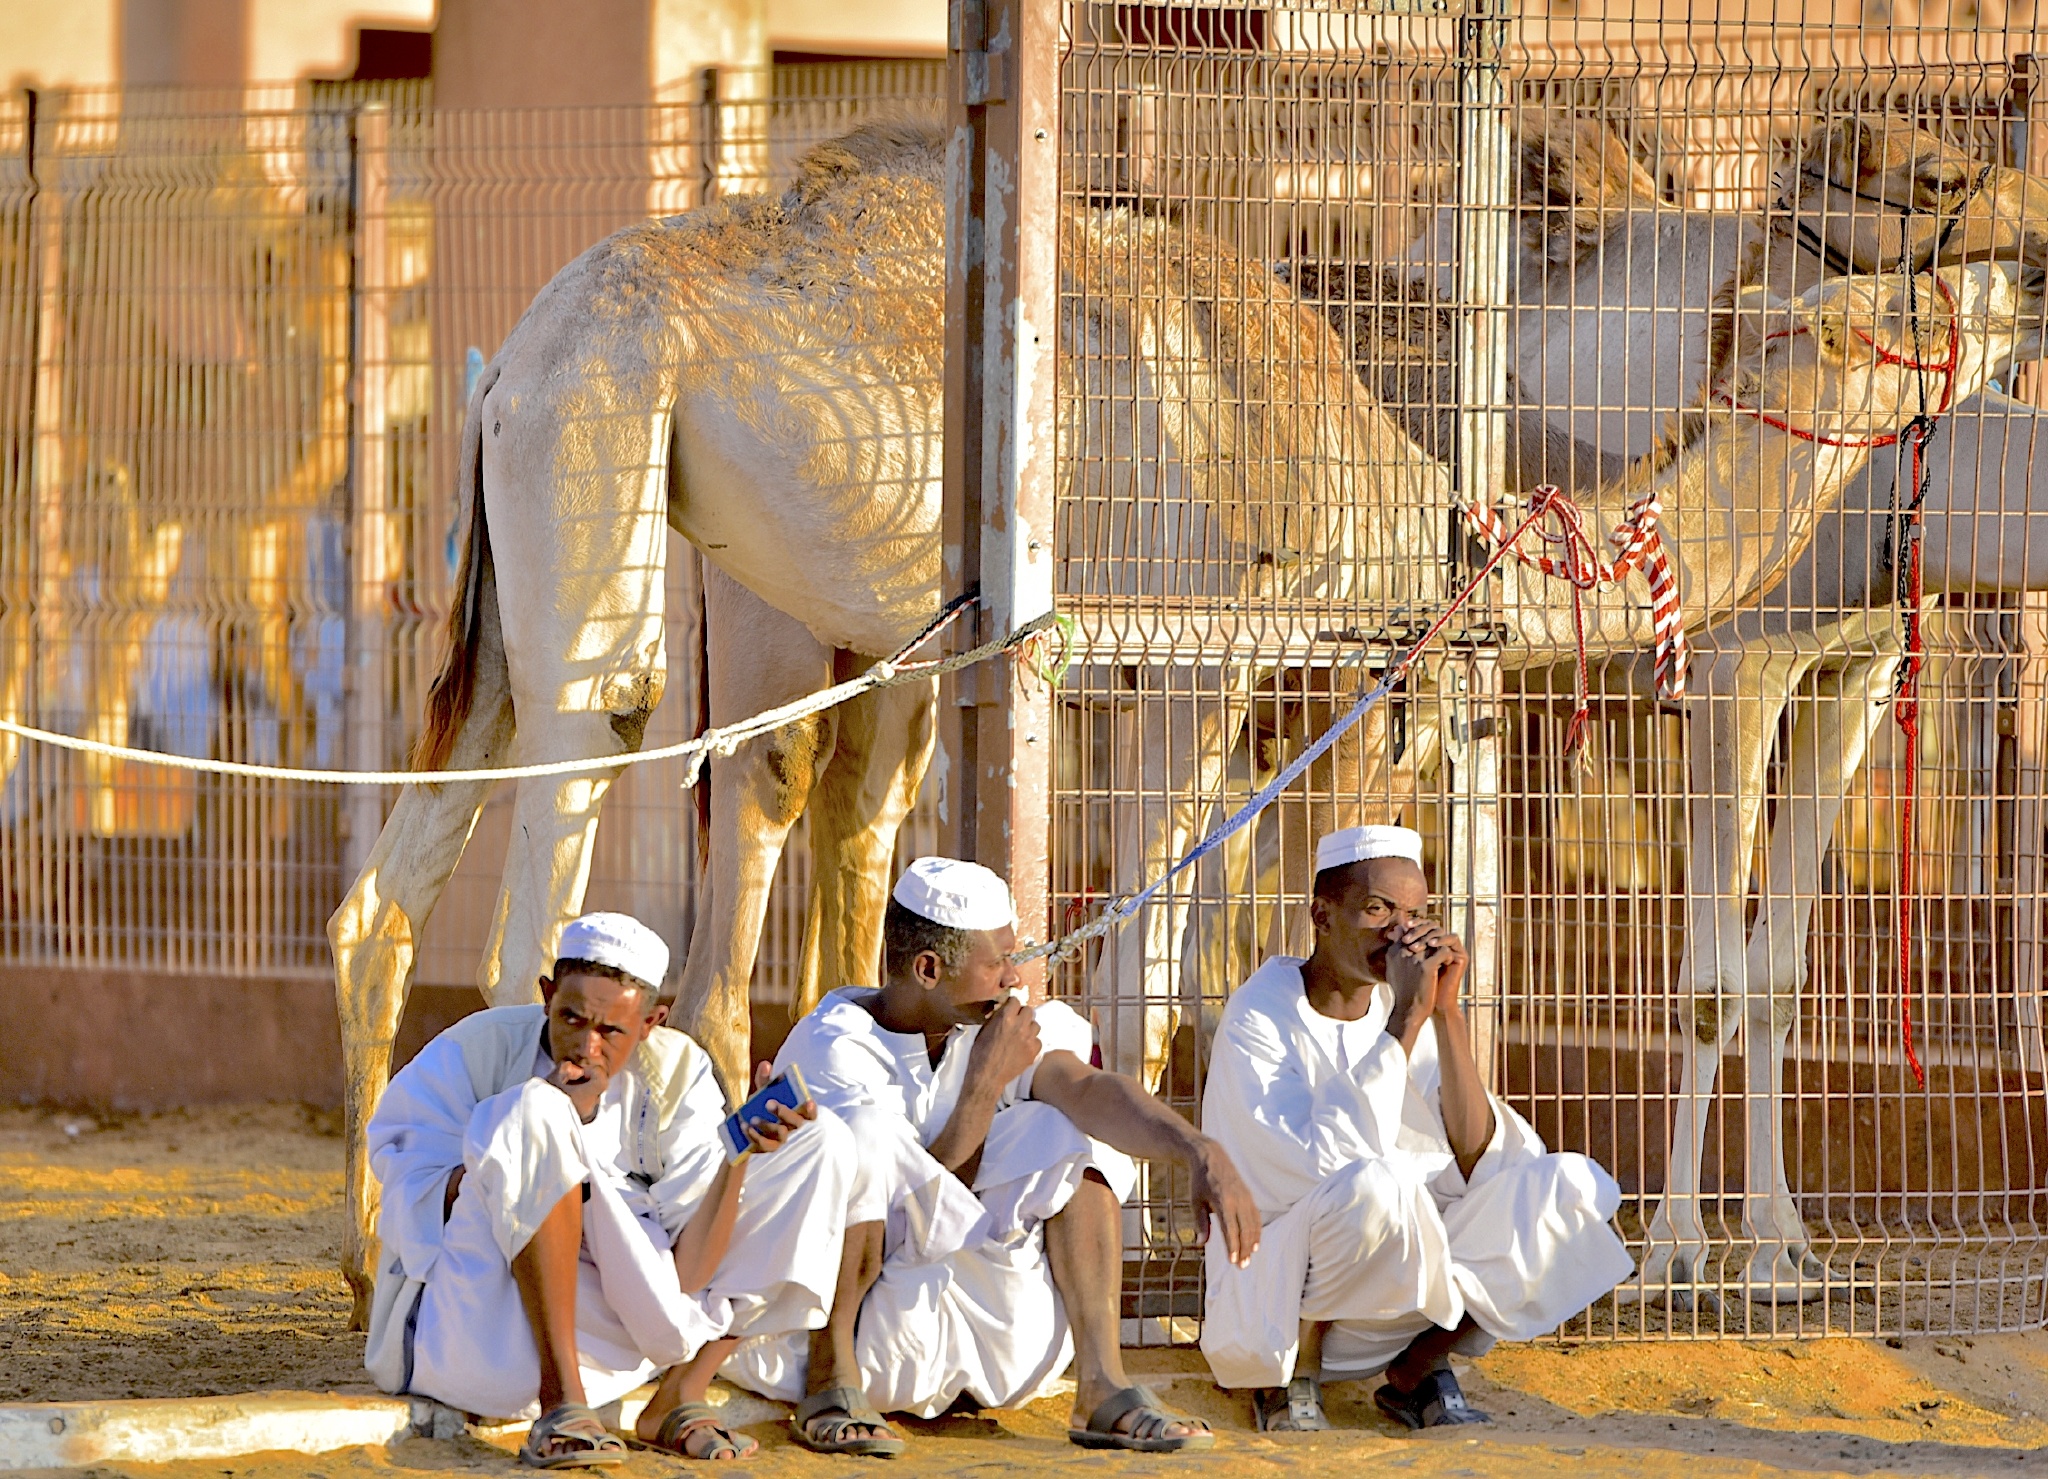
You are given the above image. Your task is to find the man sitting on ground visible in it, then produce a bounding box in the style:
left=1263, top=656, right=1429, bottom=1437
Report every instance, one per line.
left=1200, top=826, right=1633, bottom=1432
left=365, top=911, right=857, bottom=1467
left=726, top=857, right=1262, bottom=1455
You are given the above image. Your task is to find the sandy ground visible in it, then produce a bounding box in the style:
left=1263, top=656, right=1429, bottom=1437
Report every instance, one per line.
left=5, top=1106, right=2048, bottom=1477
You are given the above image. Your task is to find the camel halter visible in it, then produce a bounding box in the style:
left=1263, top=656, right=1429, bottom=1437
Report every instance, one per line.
left=1719, top=269, right=1960, bottom=1088
left=1460, top=485, right=1685, bottom=758
left=1786, top=160, right=1997, bottom=278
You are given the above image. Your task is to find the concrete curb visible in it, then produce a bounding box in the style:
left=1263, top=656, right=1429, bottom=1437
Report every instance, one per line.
left=0, top=1394, right=418, bottom=1470
left=0, top=1382, right=790, bottom=1470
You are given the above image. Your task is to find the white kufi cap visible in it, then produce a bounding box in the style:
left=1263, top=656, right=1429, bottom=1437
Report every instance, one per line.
left=1315, top=824, right=1425, bottom=874
left=557, top=911, right=671, bottom=992
left=892, top=856, right=1016, bottom=931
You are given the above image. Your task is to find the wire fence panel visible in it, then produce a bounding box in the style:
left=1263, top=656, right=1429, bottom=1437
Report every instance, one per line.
left=1054, top=8, right=2048, bottom=1342
left=2, top=15, right=2046, bottom=1347
left=0, top=65, right=947, bottom=984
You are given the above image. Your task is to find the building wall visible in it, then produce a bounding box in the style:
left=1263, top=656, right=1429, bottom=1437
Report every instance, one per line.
left=766, top=0, right=944, bottom=55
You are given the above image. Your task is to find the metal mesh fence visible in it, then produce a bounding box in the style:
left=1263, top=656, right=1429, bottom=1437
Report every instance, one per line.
left=0, top=64, right=948, bottom=984
left=1053, top=8, right=2048, bottom=1340
left=3, top=13, right=2047, bottom=1346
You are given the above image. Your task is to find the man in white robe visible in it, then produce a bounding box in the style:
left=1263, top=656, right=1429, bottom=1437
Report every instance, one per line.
left=726, top=857, right=1262, bottom=1455
left=365, top=912, right=855, bottom=1465
left=1201, top=826, right=1633, bottom=1432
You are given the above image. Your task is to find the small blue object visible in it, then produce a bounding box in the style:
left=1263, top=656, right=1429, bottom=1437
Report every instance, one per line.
left=464, top=346, right=485, bottom=401
left=720, top=1064, right=812, bottom=1161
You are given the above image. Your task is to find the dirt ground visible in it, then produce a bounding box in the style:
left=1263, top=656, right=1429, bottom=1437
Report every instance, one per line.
left=5, top=1106, right=2048, bottom=1477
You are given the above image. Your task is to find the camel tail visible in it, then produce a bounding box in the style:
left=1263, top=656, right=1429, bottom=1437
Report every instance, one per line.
left=411, top=362, right=501, bottom=773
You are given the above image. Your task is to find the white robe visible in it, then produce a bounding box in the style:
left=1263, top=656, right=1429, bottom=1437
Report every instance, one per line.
left=725, top=989, right=1137, bottom=1417
left=364, top=1006, right=855, bottom=1419
left=1198, top=958, right=1634, bottom=1390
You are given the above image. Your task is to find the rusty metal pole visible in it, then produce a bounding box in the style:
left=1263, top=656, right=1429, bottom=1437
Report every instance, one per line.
left=344, top=103, right=393, bottom=883
left=2010, top=57, right=2047, bottom=1075
left=1447, top=0, right=1512, bottom=1084
left=942, top=0, right=1061, bottom=991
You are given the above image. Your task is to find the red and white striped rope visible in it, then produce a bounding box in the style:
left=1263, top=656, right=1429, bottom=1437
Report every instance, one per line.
left=1460, top=486, right=1690, bottom=741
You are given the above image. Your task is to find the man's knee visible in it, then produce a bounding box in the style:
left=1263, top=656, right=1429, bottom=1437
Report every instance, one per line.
left=1316, top=1158, right=1420, bottom=1246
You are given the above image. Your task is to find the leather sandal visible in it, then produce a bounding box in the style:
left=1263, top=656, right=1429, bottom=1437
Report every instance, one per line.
left=646, top=1402, right=759, bottom=1461
left=1256, top=1375, right=1331, bottom=1432
left=1373, top=1368, right=1492, bottom=1430
left=792, top=1385, right=907, bottom=1458
left=518, top=1403, right=626, bottom=1469
left=1070, top=1384, right=1216, bottom=1451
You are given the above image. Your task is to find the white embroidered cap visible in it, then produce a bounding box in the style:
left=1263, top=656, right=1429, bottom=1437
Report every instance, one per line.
left=556, top=911, right=671, bottom=992
left=1314, top=824, right=1425, bottom=874
left=892, top=856, right=1017, bottom=932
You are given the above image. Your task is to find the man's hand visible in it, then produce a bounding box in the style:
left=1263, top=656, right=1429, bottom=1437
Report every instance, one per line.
left=966, top=996, right=1041, bottom=1090
left=1383, top=918, right=1466, bottom=1051
left=442, top=1164, right=466, bottom=1223
left=735, top=1059, right=817, bottom=1156
left=545, top=1056, right=606, bottom=1122
left=1189, top=1137, right=1262, bottom=1268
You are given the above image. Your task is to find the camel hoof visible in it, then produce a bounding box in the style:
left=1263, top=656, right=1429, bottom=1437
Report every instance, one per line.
left=1742, top=1247, right=1828, bottom=1304
left=347, top=1278, right=374, bottom=1333
left=1622, top=1245, right=1721, bottom=1315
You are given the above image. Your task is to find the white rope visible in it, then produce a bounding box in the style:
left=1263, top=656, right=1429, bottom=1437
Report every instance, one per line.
left=0, top=611, right=1053, bottom=788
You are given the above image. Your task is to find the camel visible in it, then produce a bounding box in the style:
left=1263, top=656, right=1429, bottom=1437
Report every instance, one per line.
left=1124, top=115, right=2048, bottom=1095
left=1382, top=113, right=2048, bottom=1302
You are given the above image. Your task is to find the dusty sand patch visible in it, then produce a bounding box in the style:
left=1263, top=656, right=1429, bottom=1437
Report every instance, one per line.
left=6, top=1106, right=2047, bottom=1477
left=0, top=1106, right=365, bottom=1401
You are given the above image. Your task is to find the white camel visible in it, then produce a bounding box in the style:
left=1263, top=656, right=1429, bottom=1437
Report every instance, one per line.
left=1393, top=113, right=2048, bottom=1302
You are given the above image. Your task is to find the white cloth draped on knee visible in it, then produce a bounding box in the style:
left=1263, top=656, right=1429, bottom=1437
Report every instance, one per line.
left=363, top=1005, right=855, bottom=1417
left=1198, top=959, right=1633, bottom=1390
left=724, top=989, right=1134, bottom=1417
left=411, top=1079, right=725, bottom=1419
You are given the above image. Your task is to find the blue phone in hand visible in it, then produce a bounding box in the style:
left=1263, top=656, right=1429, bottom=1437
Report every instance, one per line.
left=719, top=1064, right=812, bottom=1161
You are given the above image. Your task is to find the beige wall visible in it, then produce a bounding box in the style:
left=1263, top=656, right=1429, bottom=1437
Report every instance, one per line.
left=766, top=0, right=943, bottom=55
left=0, top=0, right=434, bottom=89
left=0, top=0, right=119, bottom=88
left=247, top=0, right=435, bottom=81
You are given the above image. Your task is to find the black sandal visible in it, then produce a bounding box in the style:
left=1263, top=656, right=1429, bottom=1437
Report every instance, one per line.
left=1373, top=1368, right=1492, bottom=1430
left=518, top=1403, right=627, bottom=1469
left=645, top=1402, right=759, bottom=1461
left=1255, top=1375, right=1331, bottom=1432
left=1070, top=1385, right=1216, bottom=1452
left=792, top=1385, right=907, bottom=1458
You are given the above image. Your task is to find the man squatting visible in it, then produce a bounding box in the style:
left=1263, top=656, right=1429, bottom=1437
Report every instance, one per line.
left=364, top=839, right=1629, bottom=1463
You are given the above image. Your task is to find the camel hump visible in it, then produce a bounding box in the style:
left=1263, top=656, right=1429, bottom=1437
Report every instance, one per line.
left=786, top=109, right=946, bottom=206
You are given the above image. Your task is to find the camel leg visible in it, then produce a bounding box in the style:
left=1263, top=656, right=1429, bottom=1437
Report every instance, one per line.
left=326, top=579, right=514, bottom=1328
left=1089, top=667, right=1239, bottom=1089
left=468, top=364, right=674, bottom=1009
left=1642, top=645, right=1813, bottom=1295
left=673, top=569, right=838, bottom=1099
left=1739, top=650, right=1899, bottom=1298
left=795, top=673, right=938, bottom=1019
left=84, top=523, right=185, bottom=833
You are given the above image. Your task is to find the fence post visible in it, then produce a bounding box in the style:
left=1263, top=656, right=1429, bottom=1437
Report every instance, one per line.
left=2010, top=57, right=2047, bottom=1076
left=344, top=103, right=393, bottom=882
left=1449, top=2, right=1513, bottom=1083
left=942, top=0, right=1060, bottom=986
left=696, top=67, right=723, bottom=206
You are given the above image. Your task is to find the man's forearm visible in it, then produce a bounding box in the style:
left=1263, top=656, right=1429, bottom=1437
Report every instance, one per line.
left=671, top=1159, right=745, bottom=1289
left=1433, top=1005, right=1495, bottom=1178
left=925, top=1078, right=1003, bottom=1176
left=1049, top=1067, right=1208, bottom=1166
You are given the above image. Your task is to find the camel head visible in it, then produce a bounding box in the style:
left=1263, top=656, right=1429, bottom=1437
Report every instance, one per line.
left=1783, top=118, right=2042, bottom=279
left=1712, top=263, right=2013, bottom=444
